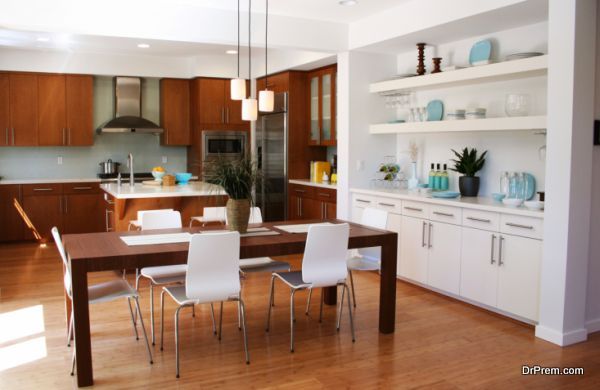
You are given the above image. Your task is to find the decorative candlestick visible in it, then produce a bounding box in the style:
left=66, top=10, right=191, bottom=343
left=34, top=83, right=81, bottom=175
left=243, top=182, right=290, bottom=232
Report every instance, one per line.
left=416, top=43, right=426, bottom=76
left=432, top=57, right=442, bottom=73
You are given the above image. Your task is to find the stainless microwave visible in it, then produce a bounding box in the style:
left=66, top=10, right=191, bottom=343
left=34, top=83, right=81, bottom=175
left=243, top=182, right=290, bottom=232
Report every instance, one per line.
left=201, top=130, right=248, bottom=181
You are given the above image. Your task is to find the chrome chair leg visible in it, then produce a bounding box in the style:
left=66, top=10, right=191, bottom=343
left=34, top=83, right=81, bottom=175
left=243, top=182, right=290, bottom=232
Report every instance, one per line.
left=67, top=310, right=74, bottom=347
left=210, top=303, right=217, bottom=334
left=133, top=296, right=153, bottom=364
left=127, top=297, right=140, bottom=340
left=160, top=290, right=165, bottom=351
left=192, top=305, right=195, bottom=317
left=349, top=269, right=357, bottom=308
left=337, top=283, right=345, bottom=331
left=70, top=346, right=76, bottom=376
left=218, top=302, right=224, bottom=341
left=266, top=274, right=276, bottom=332
left=175, top=306, right=183, bottom=378
left=305, top=288, right=312, bottom=315
left=290, top=289, right=297, bottom=353
left=150, top=283, right=155, bottom=345
left=319, top=288, right=324, bottom=323
left=134, top=269, right=142, bottom=324
left=239, top=298, right=250, bottom=364
left=345, top=283, right=356, bottom=342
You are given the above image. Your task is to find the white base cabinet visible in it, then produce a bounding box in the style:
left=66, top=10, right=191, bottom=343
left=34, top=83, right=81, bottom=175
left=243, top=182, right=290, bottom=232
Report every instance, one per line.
left=460, top=227, right=499, bottom=308
left=427, top=221, right=462, bottom=295
left=399, top=216, right=429, bottom=283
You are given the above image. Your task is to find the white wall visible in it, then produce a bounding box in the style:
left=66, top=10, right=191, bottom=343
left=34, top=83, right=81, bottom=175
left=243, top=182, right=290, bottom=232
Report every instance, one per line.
left=393, top=22, right=548, bottom=196
left=585, top=4, right=600, bottom=334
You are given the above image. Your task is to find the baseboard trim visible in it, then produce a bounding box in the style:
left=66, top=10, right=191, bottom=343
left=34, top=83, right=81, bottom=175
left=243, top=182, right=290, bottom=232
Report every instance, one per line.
left=535, top=325, right=588, bottom=346
left=585, top=318, right=600, bottom=334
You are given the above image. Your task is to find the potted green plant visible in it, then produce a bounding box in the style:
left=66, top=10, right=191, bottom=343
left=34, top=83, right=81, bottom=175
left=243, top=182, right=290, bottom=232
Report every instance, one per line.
left=450, top=147, right=487, bottom=197
left=211, top=157, right=262, bottom=233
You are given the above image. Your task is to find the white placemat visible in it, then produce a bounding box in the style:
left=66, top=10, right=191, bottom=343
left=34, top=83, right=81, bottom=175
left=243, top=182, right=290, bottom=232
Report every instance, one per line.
left=273, top=222, right=334, bottom=234
left=120, top=233, right=192, bottom=246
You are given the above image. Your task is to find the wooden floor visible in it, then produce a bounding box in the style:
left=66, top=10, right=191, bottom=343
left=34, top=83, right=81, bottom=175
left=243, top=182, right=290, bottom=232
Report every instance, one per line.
left=0, top=243, right=599, bottom=389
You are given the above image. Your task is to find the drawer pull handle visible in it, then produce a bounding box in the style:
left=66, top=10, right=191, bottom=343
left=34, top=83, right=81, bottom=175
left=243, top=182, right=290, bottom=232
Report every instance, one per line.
left=505, top=222, right=534, bottom=230
left=378, top=202, right=395, bottom=207
left=432, top=211, right=454, bottom=217
left=104, top=193, right=115, bottom=205
left=405, top=206, right=423, bottom=212
left=466, top=217, right=491, bottom=223
left=295, top=189, right=306, bottom=193
left=318, top=193, right=331, bottom=197
left=73, top=186, right=92, bottom=190
left=33, top=188, right=53, bottom=192
left=356, top=199, right=371, bottom=203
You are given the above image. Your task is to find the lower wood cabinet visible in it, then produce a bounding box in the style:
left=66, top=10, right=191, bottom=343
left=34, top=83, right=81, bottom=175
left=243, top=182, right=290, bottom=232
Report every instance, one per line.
left=288, top=183, right=336, bottom=220
left=0, top=185, right=26, bottom=242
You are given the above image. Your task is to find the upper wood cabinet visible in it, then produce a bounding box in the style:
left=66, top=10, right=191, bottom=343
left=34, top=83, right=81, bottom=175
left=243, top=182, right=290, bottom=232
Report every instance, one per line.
left=9, top=73, right=38, bottom=146
left=191, top=77, right=247, bottom=128
left=307, top=65, right=336, bottom=146
left=256, top=72, right=289, bottom=94
left=2, top=72, right=93, bottom=147
left=160, top=78, right=191, bottom=146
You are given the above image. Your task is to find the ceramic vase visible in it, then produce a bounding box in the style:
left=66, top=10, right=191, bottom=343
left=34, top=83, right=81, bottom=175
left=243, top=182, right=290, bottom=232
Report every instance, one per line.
left=408, top=162, right=418, bottom=189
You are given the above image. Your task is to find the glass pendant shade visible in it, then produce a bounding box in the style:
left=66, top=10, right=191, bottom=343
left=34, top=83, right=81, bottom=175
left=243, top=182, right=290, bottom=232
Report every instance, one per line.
left=242, top=98, right=258, bottom=121
left=258, top=90, right=274, bottom=112
left=230, top=78, right=246, bottom=101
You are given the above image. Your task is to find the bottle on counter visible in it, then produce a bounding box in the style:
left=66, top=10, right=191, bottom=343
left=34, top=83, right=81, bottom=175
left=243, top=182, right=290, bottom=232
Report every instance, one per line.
left=322, top=171, right=330, bottom=185
left=440, top=164, right=449, bottom=191
left=433, top=163, right=441, bottom=190
left=428, top=163, right=436, bottom=189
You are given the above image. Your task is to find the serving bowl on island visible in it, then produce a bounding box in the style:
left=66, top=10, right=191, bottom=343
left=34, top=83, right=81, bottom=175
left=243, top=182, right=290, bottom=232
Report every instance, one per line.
left=175, top=172, right=193, bottom=184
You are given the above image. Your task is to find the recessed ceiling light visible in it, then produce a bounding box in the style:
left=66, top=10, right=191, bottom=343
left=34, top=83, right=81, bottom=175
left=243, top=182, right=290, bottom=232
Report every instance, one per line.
left=226, top=50, right=238, bottom=55
left=339, top=0, right=357, bottom=5
left=137, top=43, right=150, bottom=49
left=36, top=37, right=50, bottom=42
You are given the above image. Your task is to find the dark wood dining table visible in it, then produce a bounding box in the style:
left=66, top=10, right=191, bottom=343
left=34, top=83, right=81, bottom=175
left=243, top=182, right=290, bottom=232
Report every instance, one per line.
left=62, top=219, right=398, bottom=387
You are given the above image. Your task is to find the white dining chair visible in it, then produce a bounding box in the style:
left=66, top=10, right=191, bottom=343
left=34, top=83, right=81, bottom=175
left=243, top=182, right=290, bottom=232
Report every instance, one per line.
left=306, top=207, right=388, bottom=314
left=135, top=210, right=216, bottom=345
left=129, top=208, right=174, bottom=231
left=189, top=206, right=227, bottom=227
left=160, top=231, right=249, bottom=378
left=266, top=223, right=354, bottom=353
left=51, top=227, right=153, bottom=375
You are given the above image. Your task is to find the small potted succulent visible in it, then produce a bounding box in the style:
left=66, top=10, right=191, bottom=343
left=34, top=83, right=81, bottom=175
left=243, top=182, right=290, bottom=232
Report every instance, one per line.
left=450, top=147, right=487, bottom=197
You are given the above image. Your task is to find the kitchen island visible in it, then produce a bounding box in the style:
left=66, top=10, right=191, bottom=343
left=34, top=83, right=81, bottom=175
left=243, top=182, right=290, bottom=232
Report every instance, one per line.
left=101, top=181, right=227, bottom=231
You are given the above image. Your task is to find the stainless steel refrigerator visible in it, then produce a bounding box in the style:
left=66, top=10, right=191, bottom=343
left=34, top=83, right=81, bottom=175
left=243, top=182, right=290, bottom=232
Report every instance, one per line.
left=256, top=93, right=287, bottom=222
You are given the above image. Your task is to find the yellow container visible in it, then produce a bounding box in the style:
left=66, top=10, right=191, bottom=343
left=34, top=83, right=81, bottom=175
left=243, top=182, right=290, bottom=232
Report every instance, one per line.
left=312, top=161, right=331, bottom=183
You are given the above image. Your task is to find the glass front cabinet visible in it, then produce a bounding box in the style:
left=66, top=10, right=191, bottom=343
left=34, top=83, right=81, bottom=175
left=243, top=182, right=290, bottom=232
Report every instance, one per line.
left=308, top=65, right=336, bottom=146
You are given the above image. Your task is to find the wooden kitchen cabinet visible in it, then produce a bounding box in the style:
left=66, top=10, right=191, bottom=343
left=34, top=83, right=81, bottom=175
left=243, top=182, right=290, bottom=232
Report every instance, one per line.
left=22, top=184, right=63, bottom=242
left=0, top=74, right=10, bottom=146
left=65, top=75, right=94, bottom=146
left=160, top=78, right=191, bottom=146
left=38, top=74, right=67, bottom=146
left=9, top=73, right=38, bottom=146
left=307, top=65, right=336, bottom=146
left=287, top=183, right=336, bottom=221
left=192, top=78, right=247, bottom=128
left=256, top=72, right=289, bottom=94
left=0, top=185, right=26, bottom=242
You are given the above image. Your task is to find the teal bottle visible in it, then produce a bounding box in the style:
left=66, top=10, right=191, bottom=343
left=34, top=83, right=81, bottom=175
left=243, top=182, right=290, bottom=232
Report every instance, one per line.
left=433, top=163, right=441, bottom=190
left=428, top=163, right=435, bottom=188
left=440, top=164, right=449, bottom=191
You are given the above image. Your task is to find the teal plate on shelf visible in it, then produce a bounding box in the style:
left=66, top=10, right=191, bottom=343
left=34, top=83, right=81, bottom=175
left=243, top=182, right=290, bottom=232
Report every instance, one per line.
left=523, top=173, right=536, bottom=200
left=432, top=191, right=461, bottom=199
left=426, top=100, right=444, bottom=121
left=469, top=40, right=492, bottom=65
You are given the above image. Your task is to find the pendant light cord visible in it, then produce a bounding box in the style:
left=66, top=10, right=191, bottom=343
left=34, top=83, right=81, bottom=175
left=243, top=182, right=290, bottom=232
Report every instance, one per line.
left=237, top=0, right=240, bottom=78
left=265, top=0, right=268, bottom=88
left=248, top=0, right=251, bottom=97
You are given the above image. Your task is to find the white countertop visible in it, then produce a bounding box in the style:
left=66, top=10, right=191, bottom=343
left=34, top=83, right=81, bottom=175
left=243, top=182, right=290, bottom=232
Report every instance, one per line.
left=0, top=178, right=101, bottom=185
left=289, top=179, right=337, bottom=190
left=101, top=181, right=226, bottom=199
left=351, top=188, right=544, bottom=218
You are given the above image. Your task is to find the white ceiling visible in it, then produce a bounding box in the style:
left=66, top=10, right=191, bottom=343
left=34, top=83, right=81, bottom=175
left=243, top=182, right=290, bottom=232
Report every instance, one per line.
left=161, top=0, right=412, bottom=23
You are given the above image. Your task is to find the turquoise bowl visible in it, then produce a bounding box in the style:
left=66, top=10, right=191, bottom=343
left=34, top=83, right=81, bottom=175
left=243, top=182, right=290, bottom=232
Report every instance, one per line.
left=175, top=172, right=192, bottom=184
left=491, top=192, right=506, bottom=202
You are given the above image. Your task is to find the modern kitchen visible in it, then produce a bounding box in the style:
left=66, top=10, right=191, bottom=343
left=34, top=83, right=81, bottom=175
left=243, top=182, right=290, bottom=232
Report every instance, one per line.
left=1, top=0, right=599, bottom=388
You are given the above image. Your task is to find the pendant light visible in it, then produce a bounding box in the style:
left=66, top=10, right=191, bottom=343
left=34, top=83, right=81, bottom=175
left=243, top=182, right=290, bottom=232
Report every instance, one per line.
left=230, top=0, right=246, bottom=100
left=258, top=0, right=274, bottom=112
left=242, top=0, right=258, bottom=121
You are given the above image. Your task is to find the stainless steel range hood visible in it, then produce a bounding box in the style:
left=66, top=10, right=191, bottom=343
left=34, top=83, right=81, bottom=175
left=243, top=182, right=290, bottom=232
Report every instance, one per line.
left=96, top=77, right=163, bottom=134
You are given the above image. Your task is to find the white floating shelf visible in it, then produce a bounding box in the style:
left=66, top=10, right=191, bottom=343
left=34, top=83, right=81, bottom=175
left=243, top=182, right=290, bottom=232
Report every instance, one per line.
left=369, top=116, right=547, bottom=135
left=370, top=55, right=548, bottom=94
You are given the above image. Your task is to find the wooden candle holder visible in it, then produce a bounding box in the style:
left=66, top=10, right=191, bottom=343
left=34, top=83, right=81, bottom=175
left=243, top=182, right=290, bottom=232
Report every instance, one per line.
left=432, top=57, right=442, bottom=73
left=416, top=43, right=426, bottom=76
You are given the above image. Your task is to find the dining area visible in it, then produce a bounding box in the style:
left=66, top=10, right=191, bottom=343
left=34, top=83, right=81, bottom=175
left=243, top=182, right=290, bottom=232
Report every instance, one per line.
left=56, top=208, right=398, bottom=387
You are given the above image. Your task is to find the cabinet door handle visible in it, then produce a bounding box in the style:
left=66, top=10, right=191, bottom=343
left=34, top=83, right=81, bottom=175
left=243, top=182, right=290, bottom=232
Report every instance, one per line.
left=105, top=209, right=114, bottom=232
left=356, top=199, right=371, bottom=204
left=378, top=202, right=395, bottom=207
left=73, top=186, right=92, bottom=190
left=428, top=223, right=433, bottom=248
left=104, top=193, right=115, bottom=205
left=67, top=128, right=71, bottom=145
left=64, top=197, right=68, bottom=214
left=319, top=192, right=331, bottom=197
left=498, top=236, right=505, bottom=266
left=298, top=198, right=302, bottom=217
left=33, top=188, right=53, bottom=192
left=466, top=216, right=491, bottom=223
left=505, top=222, right=534, bottom=230
left=226, top=108, right=230, bottom=123
left=422, top=221, right=427, bottom=248
left=433, top=211, right=454, bottom=217
left=221, top=107, right=225, bottom=123
left=62, top=128, right=66, bottom=145
left=295, top=189, right=306, bottom=193
left=405, top=206, right=423, bottom=212
left=12, top=128, right=15, bottom=145
left=324, top=202, right=327, bottom=219
left=490, top=234, right=496, bottom=264
left=5, top=128, right=8, bottom=145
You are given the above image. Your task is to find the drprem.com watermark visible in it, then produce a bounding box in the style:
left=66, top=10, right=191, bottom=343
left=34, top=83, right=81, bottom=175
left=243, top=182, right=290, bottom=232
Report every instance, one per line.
left=522, top=365, right=584, bottom=376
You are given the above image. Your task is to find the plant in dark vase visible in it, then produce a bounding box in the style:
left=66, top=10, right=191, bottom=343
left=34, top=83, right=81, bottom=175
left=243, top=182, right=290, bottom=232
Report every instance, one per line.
left=212, top=157, right=262, bottom=233
left=450, top=147, right=487, bottom=197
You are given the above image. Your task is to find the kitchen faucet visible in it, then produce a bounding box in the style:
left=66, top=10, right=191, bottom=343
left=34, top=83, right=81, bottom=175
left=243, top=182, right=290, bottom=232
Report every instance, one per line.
left=128, top=153, right=134, bottom=186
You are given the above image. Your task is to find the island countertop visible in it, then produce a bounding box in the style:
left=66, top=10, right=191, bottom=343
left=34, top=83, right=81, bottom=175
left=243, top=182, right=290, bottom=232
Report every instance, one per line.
left=101, top=181, right=226, bottom=199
